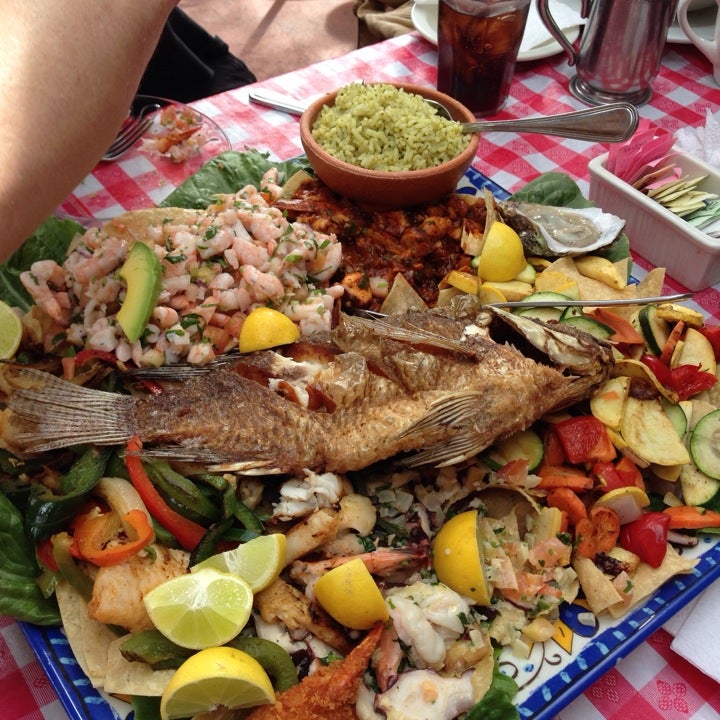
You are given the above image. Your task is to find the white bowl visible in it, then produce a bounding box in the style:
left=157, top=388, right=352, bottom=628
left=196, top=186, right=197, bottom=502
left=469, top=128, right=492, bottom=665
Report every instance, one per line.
left=588, top=149, right=720, bottom=291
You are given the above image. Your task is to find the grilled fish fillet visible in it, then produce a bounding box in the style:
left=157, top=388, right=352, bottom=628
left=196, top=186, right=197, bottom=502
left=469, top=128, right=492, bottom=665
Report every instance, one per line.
left=6, top=300, right=613, bottom=474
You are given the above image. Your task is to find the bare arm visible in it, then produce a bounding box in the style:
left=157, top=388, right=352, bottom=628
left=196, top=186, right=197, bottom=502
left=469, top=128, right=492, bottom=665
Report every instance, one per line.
left=0, top=0, right=179, bottom=262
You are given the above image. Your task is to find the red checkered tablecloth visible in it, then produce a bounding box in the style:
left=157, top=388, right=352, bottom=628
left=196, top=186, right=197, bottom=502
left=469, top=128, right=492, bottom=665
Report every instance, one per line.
left=4, top=30, right=720, bottom=720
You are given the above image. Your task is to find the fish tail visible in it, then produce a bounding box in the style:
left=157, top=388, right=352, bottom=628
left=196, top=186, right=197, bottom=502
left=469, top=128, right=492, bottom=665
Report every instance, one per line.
left=8, top=369, right=136, bottom=453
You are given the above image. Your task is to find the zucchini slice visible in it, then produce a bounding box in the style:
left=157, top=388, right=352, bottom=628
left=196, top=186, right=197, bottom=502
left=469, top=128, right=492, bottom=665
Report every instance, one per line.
left=690, top=409, right=720, bottom=480
left=637, top=304, right=670, bottom=356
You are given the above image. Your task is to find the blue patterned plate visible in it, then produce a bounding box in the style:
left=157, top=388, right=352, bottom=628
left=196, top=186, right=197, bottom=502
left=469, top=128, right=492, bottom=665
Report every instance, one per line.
left=21, top=167, right=720, bottom=720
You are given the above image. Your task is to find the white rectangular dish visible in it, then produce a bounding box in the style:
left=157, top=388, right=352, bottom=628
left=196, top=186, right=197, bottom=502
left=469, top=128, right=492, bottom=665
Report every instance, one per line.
left=588, top=149, right=720, bottom=291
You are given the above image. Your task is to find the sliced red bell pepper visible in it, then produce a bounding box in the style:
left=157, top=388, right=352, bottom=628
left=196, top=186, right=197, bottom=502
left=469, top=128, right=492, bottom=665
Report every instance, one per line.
left=554, top=415, right=616, bottom=465
left=619, top=512, right=670, bottom=568
left=615, top=456, right=645, bottom=489
left=37, top=537, right=59, bottom=573
left=72, top=507, right=154, bottom=567
left=74, top=349, right=118, bottom=366
left=698, top=325, right=720, bottom=361
left=663, top=505, right=720, bottom=530
left=543, top=425, right=566, bottom=467
left=667, top=364, right=717, bottom=400
left=640, top=353, right=673, bottom=386
left=592, top=461, right=625, bottom=493
left=124, top=436, right=206, bottom=551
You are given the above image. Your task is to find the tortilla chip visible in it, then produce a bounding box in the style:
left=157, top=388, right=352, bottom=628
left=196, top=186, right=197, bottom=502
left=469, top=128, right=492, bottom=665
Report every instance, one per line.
left=380, top=273, right=428, bottom=315
left=102, top=635, right=175, bottom=696
left=572, top=553, right=624, bottom=615
left=608, top=545, right=698, bottom=618
left=56, top=581, right=117, bottom=687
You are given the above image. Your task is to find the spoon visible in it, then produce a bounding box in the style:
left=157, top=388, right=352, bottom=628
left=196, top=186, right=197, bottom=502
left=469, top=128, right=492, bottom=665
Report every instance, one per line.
left=248, top=89, right=639, bottom=143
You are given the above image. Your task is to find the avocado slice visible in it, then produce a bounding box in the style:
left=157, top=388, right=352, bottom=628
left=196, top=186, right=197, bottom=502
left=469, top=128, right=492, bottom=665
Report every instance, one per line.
left=116, top=242, right=162, bottom=343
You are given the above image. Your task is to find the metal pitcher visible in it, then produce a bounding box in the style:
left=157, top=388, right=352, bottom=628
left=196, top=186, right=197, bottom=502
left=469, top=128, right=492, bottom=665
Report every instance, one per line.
left=537, top=0, right=679, bottom=106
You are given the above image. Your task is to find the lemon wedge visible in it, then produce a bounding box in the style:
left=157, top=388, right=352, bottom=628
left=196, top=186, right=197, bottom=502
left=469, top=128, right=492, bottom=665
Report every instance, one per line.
left=238, top=307, right=300, bottom=353
left=477, top=221, right=526, bottom=282
left=144, top=568, right=253, bottom=649
left=160, top=646, right=275, bottom=720
left=314, top=557, right=389, bottom=630
left=0, top=300, right=22, bottom=360
left=433, top=509, right=491, bottom=605
left=191, top=533, right=286, bottom=593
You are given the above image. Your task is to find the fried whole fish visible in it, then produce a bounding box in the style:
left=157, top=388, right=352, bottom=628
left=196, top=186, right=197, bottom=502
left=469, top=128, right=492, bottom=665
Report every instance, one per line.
left=5, top=299, right=613, bottom=474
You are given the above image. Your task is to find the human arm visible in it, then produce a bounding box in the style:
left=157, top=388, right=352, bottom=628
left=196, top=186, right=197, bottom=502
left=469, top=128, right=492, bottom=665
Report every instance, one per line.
left=0, top=0, right=179, bottom=263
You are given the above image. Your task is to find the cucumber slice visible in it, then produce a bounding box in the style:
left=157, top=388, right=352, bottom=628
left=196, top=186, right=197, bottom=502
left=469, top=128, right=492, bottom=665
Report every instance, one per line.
left=660, top=398, right=688, bottom=440
left=560, top=306, right=584, bottom=320
left=637, top=304, right=670, bottom=356
left=690, top=409, right=720, bottom=480
left=493, top=429, right=544, bottom=472
left=515, top=306, right=564, bottom=322
left=561, top=316, right=613, bottom=340
left=680, top=463, right=720, bottom=506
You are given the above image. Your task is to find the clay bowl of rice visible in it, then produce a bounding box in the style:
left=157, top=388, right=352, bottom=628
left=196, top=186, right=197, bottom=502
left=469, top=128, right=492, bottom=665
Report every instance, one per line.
left=299, top=82, right=479, bottom=208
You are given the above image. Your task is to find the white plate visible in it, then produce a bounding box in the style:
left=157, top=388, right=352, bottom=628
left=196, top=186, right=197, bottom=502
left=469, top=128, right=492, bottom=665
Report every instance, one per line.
left=411, top=0, right=582, bottom=62
left=667, top=4, right=718, bottom=43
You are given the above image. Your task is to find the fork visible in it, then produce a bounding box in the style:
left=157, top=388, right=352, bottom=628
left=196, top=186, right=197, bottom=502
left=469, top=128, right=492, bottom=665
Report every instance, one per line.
left=102, top=103, right=161, bottom=161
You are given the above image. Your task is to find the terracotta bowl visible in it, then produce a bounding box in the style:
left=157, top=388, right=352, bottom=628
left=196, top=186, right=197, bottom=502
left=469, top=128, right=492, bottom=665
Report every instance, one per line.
left=299, top=82, right=479, bottom=208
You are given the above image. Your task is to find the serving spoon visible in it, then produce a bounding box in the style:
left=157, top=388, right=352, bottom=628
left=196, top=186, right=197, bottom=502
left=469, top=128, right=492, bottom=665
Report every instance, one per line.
left=248, top=89, right=639, bottom=143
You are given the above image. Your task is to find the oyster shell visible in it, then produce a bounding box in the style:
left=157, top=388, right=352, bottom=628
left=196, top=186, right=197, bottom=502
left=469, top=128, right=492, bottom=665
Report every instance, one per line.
left=495, top=200, right=625, bottom=257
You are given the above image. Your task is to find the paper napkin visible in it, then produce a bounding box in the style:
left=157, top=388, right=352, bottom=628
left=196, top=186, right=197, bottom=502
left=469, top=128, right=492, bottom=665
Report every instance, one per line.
left=668, top=577, right=720, bottom=683
left=675, top=108, right=720, bottom=170
left=521, top=0, right=584, bottom=53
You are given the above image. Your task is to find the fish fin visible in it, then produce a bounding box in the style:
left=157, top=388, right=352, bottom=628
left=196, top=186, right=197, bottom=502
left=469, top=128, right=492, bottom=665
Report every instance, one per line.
left=397, top=391, right=490, bottom=466
left=138, top=446, right=283, bottom=475
left=124, top=351, right=243, bottom=381
left=8, top=369, right=136, bottom=453
left=398, top=391, right=484, bottom=437
left=341, top=313, right=477, bottom=357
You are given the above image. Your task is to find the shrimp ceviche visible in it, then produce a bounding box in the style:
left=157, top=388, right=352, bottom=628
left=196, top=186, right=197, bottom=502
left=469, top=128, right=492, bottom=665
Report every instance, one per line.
left=3, top=156, right=720, bottom=720
left=20, top=168, right=342, bottom=367
left=141, top=104, right=211, bottom=163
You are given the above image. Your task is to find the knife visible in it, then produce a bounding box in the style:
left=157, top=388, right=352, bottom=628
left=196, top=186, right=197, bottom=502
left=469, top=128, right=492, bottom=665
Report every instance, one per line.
left=248, top=89, right=308, bottom=116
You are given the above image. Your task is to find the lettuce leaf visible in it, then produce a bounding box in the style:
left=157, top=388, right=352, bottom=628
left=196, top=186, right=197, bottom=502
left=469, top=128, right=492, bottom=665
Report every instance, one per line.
left=466, top=651, right=520, bottom=720
left=0, top=217, right=83, bottom=311
left=0, top=491, right=60, bottom=625
left=160, top=148, right=311, bottom=210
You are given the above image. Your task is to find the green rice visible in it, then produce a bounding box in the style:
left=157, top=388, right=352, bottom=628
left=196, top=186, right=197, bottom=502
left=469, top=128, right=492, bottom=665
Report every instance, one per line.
left=311, top=83, right=469, bottom=172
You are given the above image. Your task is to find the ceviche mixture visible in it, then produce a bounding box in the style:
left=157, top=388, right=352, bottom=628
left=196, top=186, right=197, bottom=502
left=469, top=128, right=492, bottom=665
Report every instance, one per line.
left=141, top=104, right=211, bottom=163
left=3, top=160, right=720, bottom=720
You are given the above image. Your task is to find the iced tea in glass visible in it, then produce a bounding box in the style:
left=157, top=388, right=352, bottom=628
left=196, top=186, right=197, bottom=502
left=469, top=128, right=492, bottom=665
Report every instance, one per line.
left=437, top=0, right=531, bottom=116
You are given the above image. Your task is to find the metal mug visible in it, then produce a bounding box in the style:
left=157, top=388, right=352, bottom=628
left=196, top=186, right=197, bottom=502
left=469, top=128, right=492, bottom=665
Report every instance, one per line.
left=537, top=0, right=679, bottom=106
left=676, top=0, right=720, bottom=85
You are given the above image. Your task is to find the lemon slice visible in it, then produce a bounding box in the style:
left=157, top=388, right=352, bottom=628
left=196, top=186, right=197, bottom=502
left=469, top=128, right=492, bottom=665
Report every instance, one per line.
left=192, top=533, right=286, bottom=592
left=478, top=221, right=526, bottom=282
left=144, top=568, right=253, bottom=649
left=238, top=307, right=300, bottom=353
left=433, top=509, right=491, bottom=605
left=313, top=557, right=389, bottom=630
left=0, top=300, right=22, bottom=360
left=160, top=646, right=275, bottom=720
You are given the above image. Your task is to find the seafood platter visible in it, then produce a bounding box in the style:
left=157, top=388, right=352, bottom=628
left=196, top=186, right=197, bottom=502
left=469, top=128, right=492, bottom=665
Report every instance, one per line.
left=3, top=138, right=720, bottom=720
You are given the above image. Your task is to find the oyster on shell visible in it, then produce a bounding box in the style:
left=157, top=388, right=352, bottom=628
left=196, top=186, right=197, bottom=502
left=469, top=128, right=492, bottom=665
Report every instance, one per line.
left=494, top=200, right=626, bottom=258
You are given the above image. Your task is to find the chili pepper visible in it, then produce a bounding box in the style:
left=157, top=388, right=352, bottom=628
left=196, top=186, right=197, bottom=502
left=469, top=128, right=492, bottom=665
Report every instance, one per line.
left=52, top=532, right=94, bottom=600
left=72, top=507, right=154, bottom=567
left=124, top=437, right=206, bottom=551
left=554, top=415, right=616, bottom=465
left=619, top=512, right=670, bottom=568
left=25, top=446, right=111, bottom=542
left=663, top=505, right=720, bottom=530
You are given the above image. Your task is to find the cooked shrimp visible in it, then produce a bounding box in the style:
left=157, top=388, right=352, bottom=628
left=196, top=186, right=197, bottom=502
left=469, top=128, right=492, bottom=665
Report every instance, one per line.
left=20, top=260, right=72, bottom=324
